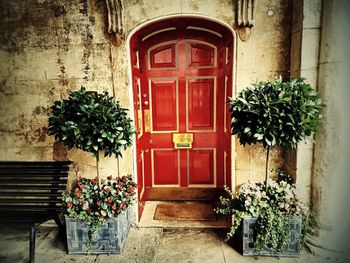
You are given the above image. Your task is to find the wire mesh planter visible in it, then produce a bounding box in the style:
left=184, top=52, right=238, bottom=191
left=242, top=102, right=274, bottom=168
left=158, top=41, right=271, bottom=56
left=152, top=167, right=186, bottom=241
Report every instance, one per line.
left=65, top=207, right=130, bottom=255
left=241, top=216, right=302, bottom=257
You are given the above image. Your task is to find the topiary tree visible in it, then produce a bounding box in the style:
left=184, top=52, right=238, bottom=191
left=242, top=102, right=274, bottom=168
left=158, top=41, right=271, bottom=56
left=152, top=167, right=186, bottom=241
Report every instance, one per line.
left=48, top=87, right=134, bottom=188
left=229, top=78, right=324, bottom=188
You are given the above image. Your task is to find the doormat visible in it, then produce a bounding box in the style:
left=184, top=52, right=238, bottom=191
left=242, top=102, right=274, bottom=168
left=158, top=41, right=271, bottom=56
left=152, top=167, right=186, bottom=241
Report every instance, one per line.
left=154, top=203, right=217, bottom=221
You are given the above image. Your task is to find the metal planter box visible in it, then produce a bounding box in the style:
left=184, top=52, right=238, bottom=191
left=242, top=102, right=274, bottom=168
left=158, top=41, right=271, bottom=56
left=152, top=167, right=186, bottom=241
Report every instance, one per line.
left=241, top=216, right=302, bottom=257
left=65, top=208, right=130, bottom=255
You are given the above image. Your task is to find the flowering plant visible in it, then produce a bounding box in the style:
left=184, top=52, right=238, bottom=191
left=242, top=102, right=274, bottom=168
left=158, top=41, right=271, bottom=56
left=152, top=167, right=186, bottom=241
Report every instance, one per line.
left=63, top=175, right=137, bottom=233
left=216, top=169, right=312, bottom=253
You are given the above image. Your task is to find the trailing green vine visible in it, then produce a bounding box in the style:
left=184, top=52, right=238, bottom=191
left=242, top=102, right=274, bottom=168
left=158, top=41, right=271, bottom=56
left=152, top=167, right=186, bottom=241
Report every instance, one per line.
left=216, top=170, right=313, bottom=254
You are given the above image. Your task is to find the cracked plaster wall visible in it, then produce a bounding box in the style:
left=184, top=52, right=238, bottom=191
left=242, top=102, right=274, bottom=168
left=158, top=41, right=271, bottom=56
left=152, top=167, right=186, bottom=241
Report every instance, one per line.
left=0, top=0, right=292, bottom=192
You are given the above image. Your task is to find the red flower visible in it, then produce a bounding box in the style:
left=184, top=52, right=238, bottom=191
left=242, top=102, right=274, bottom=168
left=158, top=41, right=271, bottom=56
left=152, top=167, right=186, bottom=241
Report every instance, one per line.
left=128, top=187, right=134, bottom=193
left=119, top=202, right=125, bottom=210
left=108, top=196, right=114, bottom=204
left=111, top=205, right=116, bottom=210
left=74, top=189, right=82, bottom=198
left=96, top=200, right=101, bottom=206
left=107, top=175, right=112, bottom=180
left=67, top=202, right=73, bottom=208
left=118, top=182, right=124, bottom=188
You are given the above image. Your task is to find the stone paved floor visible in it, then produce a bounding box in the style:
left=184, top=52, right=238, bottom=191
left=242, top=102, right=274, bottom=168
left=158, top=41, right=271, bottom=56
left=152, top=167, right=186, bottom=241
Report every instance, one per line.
left=0, top=225, right=340, bottom=263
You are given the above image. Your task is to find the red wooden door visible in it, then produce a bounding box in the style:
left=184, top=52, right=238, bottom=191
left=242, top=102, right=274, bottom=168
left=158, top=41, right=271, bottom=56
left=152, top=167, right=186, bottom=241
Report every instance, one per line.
left=130, top=20, right=232, bottom=203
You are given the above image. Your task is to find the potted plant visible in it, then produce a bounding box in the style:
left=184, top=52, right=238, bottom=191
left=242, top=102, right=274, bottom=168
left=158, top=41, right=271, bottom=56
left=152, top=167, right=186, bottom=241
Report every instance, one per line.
left=217, top=169, right=312, bottom=256
left=48, top=87, right=135, bottom=254
left=217, top=78, right=324, bottom=256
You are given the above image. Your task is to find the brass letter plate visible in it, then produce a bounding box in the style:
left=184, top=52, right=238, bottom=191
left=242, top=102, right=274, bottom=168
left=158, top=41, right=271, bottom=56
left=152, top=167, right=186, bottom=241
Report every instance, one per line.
left=172, top=133, right=193, bottom=149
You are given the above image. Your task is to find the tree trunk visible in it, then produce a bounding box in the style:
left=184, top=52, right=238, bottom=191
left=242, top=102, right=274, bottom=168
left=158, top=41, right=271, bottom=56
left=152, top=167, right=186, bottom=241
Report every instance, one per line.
left=95, top=151, right=101, bottom=189
left=265, top=145, right=270, bottom=191
left=117, top=157, right=120, bottom=177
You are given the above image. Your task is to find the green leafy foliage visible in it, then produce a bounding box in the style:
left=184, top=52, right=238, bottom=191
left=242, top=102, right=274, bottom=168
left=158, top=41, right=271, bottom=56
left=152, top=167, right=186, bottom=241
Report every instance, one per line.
left=48, top=87, right=134, bottom=158
left=216, top=170, right=312, bottom=254
left=229, top=78, right=324, bottom=148
left=255, top=208, right=291, bottom=253
left=276, top=167, right=294, bottom=184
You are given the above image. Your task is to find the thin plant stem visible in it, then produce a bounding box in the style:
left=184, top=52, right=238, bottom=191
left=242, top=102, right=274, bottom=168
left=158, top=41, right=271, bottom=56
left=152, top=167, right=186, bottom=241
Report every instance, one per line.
left=265, top=145, right=270, bottom=191
left=117, top=157, right=120, bottom=177
left=95, top=151, right=101, bottom=189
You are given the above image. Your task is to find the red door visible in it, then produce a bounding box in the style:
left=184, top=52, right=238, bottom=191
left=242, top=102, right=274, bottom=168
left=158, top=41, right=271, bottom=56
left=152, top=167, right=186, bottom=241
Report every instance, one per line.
left=130, top=19, right=233, bottom=208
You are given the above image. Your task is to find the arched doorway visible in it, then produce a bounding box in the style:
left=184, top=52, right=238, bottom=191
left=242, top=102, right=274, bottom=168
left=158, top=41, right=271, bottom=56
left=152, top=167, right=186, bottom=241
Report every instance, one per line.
left=128, top=17, right=234, bottom=220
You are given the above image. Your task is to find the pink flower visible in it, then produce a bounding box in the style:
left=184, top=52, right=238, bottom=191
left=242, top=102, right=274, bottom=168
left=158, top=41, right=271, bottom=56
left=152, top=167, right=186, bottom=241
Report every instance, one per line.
left=119, top=202, right=125, bottom=210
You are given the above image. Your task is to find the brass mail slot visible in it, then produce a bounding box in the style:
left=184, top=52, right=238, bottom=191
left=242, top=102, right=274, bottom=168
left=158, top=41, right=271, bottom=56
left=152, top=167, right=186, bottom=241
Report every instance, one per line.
left=173, top=133, right=193, bottom=149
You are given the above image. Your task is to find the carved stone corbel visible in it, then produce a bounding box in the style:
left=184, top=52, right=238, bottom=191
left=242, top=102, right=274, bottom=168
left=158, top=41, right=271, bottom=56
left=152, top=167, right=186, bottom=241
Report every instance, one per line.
left=233, top=0, right=257, bottom=42
left=105, top=0, right=124, bottom=35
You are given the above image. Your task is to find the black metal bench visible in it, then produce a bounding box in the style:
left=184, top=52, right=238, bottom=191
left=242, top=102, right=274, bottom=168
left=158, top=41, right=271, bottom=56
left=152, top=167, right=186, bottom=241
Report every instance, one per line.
left=0, top=161, right=71, bottom=263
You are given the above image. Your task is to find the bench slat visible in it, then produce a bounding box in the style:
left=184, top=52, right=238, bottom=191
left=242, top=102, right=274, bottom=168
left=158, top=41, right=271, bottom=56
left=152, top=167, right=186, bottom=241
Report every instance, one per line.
left=0, top=191, right=64, bottom=196
left=0, top=174, right=67, bottom=178
left=0, top=205, right=63, bottom=210
left=0, top=180, right=67, bottom=184
left=0, top=161, right=71, bottom=165
left=0, top=161, right=70, bottom=219
left=0, top=168, right=69, bottom=173
left=0, top=198, right=63, bottom=203
left=0, top=185, right=67, bottom=189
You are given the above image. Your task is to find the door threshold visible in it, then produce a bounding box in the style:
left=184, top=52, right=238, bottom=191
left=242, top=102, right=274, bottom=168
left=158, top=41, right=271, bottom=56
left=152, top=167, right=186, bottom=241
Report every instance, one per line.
left=145, top=187, right=223, bottom=201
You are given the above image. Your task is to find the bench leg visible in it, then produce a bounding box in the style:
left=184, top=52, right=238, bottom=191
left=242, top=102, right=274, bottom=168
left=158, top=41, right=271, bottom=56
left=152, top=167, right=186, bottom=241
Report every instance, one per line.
left=29, top=226, right=36, bottom=263
left=53, top=215, right=63, bottom=230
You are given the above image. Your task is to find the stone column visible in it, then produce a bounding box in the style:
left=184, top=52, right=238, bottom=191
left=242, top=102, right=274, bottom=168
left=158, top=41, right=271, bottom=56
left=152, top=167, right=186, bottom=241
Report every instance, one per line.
left=290, top=0, right=322, bottom=205
left=311, top=0, right=350, bottom=259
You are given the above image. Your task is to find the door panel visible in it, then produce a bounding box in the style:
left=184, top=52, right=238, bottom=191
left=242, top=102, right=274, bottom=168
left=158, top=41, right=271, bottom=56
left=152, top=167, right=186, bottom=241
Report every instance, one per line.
left=189, top=149, right=215, bottom=186
left=149, top=78, right=178, bottom=132
left=187, top=77, right=216, bottom=131
left=186, top=40, right=217, bottom=68
left=148, top=41, right=178, bottom=70
left=152, top=149, right=180, bottom=185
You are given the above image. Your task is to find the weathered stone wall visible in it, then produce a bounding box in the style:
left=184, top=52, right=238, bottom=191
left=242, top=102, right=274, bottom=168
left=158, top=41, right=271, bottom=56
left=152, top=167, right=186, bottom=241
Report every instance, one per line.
left=0, top=0, right=292, bottom=192
left=0, top=0, right=132, bottom=189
